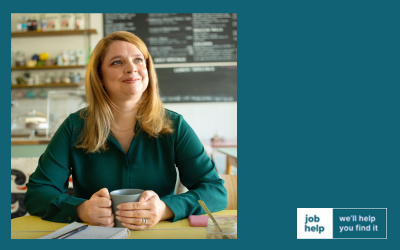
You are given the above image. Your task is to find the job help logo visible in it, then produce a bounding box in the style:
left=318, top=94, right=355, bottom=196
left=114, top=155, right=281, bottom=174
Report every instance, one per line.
left=297, top=208, right=387, bottom=239
left=297, top=208, right=333, bottom=239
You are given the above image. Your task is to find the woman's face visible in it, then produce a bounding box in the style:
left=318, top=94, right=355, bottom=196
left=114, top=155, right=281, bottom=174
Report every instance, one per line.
left=101, top=40, right=149, bottom=103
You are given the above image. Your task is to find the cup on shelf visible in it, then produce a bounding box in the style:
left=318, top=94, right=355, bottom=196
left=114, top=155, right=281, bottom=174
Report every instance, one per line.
left=14, top=90, right=25, bottom=99
left=52, top=74, right=61, bottom=84
left=45, top=59, right=55, bottom=66
left=44, top=74, right=52, bottom=84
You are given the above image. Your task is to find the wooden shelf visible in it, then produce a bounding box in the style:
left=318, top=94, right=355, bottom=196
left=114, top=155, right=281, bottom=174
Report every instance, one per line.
left=11, top=29, right=97, bottom=37
left=11, top=65, right=85, bottom=70
left=11, top=83, right=79, bottom=89
left=12, top=139, right=51, bottom=145
left=12, top=134, right=47, bottom=138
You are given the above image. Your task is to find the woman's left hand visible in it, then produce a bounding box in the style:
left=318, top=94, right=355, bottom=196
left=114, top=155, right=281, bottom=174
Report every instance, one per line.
left=115, top=190, right=174, bottom=230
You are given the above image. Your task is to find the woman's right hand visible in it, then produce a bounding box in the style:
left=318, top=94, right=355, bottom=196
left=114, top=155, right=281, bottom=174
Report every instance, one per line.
left=76, top=188, right=114, bottom=227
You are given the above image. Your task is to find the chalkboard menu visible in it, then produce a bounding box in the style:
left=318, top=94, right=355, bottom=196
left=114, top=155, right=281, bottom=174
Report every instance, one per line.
left=157, top=66, right=237, bottom=103
left=103, top=13, right=237, bottom=103
left=104, top=13, right=237, bottom=63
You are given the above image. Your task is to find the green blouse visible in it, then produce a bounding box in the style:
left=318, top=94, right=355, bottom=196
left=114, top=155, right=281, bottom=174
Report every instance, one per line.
left=24, top=109, right=227, bottom=223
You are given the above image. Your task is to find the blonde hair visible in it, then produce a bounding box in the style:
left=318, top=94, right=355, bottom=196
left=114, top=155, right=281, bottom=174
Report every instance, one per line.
left=76, top=31, right=173, bottom=153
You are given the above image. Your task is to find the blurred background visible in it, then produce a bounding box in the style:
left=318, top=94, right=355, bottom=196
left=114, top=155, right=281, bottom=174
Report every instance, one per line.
left=11, top=13, right=237, bottom=218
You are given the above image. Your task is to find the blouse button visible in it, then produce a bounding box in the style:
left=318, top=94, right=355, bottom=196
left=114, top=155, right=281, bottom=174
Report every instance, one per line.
left=68, top=216, right=72, bottom=221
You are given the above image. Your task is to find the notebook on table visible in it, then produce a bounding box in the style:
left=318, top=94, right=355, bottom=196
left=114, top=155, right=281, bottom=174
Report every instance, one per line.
left=39, top=222, right=131, bottom=239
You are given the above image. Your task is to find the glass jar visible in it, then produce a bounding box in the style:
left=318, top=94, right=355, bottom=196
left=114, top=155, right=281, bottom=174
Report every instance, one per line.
left=62, top=50, right=70, bottom=66
left=44, top=74, right=52, bottom=84
left=38, top=89, right=47, bottom=99
left=11, top=77, right=18, bottom=85
left=71, top=72, right=81, bottom=83
left=33, top=74, right=40, bottom=85
left=205, top=216, right=237, bottom=239
left=76, top=49, right=85, bottom=65
left=52, top=73, right=61, bottom=84
left=69, top=49, right=77, bottom=65
left=16, top=51, right=26, bottom=67
left=61, top=72, right=71, bottom=83
left=26, top=77, right=34, bottom=86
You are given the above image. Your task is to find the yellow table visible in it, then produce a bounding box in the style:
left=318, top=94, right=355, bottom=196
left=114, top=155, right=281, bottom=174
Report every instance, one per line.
left=218, top=148, right=237, bottom=175
left=11, top=210, right=237, bottom=239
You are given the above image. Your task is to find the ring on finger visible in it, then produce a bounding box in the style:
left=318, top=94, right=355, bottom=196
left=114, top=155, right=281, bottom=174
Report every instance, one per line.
left=141, top=218, right=147, bottom=226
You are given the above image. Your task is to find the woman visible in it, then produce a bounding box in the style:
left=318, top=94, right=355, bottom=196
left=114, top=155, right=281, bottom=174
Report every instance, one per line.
left=24, top=31, right=228, bottom=230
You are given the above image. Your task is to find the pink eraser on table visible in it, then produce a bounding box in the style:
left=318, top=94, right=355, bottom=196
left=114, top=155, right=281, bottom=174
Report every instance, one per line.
left=188, top=215, right=237, bottom=227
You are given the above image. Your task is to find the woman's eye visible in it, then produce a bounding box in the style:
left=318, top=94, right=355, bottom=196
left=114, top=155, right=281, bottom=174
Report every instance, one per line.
left=111, top=60, right=122, bottom=65
left=135, top=58, right=143, bottom=62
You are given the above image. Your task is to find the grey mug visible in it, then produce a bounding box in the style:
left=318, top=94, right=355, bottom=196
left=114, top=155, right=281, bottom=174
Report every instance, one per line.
left=110, top=189, right=145, bottom=228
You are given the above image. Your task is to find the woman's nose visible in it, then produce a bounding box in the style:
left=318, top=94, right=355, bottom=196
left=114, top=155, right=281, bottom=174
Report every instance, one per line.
left=125, top=63, right=138, bottom=74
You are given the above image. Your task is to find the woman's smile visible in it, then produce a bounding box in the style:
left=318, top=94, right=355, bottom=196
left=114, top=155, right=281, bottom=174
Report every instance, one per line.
left=122, top=77, right=141, bottom=83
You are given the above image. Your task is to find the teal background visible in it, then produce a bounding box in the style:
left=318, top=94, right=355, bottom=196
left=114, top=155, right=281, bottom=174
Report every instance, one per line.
left=333, top=209, right=386, bottom=238
left=5, top=0, right=400, bottom=249
left=264, top=0, right=400, bottom=248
